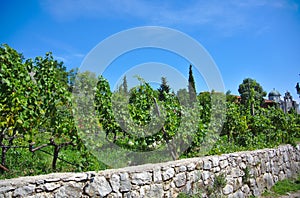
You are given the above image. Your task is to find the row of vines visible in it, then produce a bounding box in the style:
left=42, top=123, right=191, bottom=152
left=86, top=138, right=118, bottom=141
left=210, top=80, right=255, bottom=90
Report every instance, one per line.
left=1, top=44, right=300, bottom=179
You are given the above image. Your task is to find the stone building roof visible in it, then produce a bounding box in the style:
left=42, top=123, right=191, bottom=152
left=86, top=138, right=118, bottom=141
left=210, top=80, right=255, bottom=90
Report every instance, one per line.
left=268, top=89, right=281, bottom=97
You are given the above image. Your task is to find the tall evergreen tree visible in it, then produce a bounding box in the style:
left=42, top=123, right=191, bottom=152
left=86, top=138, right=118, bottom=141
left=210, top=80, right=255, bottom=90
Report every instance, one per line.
left=158, top=77, right=171, bottom=101
left=188, top=64, right=197, bottom=103
left=122, top=75, right=128, bottom=95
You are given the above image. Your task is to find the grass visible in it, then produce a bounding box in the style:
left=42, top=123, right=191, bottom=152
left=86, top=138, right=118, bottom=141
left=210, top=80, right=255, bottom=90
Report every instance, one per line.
left=261, top=174, right=300, bottom=197
left=177, top=174, right=300, bottom=198
left=0, top=146, right=107, bottom=179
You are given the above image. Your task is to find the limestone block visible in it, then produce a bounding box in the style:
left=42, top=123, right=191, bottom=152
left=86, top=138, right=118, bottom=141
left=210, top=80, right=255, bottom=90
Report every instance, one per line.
left=228, top=157, right=237, bottom=167
left=174, top=172, right=186, bottom=188
left=162, top=168, right=175, bottom=181
left=183, top=180, right=192, bottom=194
left=233, top=177, right=243, bottom=191
left=187, top=163, right=196, bottom=171
left=256, top=176, right=265, bottom=191
left=201, top=171, right=210, bottom=181
left=27, top=192, right=53, bottom=198
left=249, top=178, right=256, bottom=187
left=203, top=160, right=212, bottom=170
left=241, top=184, right=250, bottom=194
left=269, top=150, right=276, bottom=158
left=279, top=171, right=286, bottom=180
left=43, top=182, right=61, bottom=192
left=119, top=173, right=131, bottom=192
left=131, top=172, right=152, bottom=185
left=107, top=192, right=122, bottom=198
left=140, top=184, right=163, bottom=198
left=220, top=160, right=229, bottom=169
left=231, top=167, right=243, bottom=178
left=0, top=186, right=15, bottom=195
left=239, top=162, right=246, bottom=170
left=213, top=166, right=221, bottom=173
left=179, top=165, right=187, bottom=172
left=232, top=189, right=244, bottom=198
left=195, top=160, right=203, bottom=170
left=36, top=180, right=45, bottom=185
left=252, top=187, right=260, bottom=197
left=187, top=171, right=200, bottom=182
left=223, top=184, right=233, bottom=195
left=263, top=173, right=274, bottom=189
left=211, top=157, right=219, bottom=167
left=246, top=154, right=254, bottom=164
left=110, top=174, right=120, bottom=192
left=63, top=173, right=88, bottom=182
left=55, top=181, right=84, bottom=198
left=84, top=176, right=112, bottom=197
left=13, top=184, right=35, bottom=197
left=283, top=152, right=289, bottom=162
left=153, top=169, right=162, bottom=183
left=148, top=184, right=163, bottom=198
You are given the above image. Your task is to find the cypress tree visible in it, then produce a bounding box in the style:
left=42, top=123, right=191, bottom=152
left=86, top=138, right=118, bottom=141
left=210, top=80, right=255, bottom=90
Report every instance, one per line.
left=122, top=75, right=128, bottom=95
left=188, top=64, right=197, bottom=103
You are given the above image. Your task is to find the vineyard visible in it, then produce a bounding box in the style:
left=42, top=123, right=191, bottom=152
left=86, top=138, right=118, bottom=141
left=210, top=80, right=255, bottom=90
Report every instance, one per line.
left=1, top=44, right=300, bottom=179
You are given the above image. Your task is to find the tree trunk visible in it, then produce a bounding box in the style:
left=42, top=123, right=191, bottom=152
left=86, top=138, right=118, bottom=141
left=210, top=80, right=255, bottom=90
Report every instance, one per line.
left=1, top=147, right=7, bottom=173
left=52, top=145, right=60, bottom=171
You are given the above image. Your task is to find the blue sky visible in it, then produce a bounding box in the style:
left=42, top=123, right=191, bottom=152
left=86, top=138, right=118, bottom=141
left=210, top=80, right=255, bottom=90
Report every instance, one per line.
left=1, top=0, right=300, bottom=101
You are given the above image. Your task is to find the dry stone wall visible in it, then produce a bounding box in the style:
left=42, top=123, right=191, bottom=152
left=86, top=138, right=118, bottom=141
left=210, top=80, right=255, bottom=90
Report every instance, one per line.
left=0, top=144, right=299, bottom=198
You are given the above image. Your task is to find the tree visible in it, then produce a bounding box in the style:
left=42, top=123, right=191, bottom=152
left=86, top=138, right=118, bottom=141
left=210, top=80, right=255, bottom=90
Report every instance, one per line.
left=73, top=71, right=105, bottom=158
left=188, top=64, right=197, bottom=104
left=198, top=92, right=211, bottom=124
left=177, top=88, right=189, bottom=107
left=94, top=75, right=121, bottom=142
left=238, top=78, right=266, bottom=115
left=221, top=103, right=248, bottom=143
left=158, top=77, right=171, bottom=101
left=122, top=75, right=128, bottom=95
left=29, top=52, right=79, bottom=170
left=296, top=82, right=300, bottom=98
left=0, top=44, right=38, bottom=171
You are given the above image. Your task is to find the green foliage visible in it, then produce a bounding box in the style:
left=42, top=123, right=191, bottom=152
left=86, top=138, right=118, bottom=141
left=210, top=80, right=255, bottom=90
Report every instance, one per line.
left=242, top=166, right=251, bottom=184
left=238, top=78, right=266, bottom=105
left=213, top=173, right=227, bottom=193
left=30, top=52, right=79, bottom=170
left=271, top=176, right=300, bottom=195
left=188, top=65, right=197, bottom=104
left=158, top=77, right=171, bottom=101
left=178, top=173, right=226, bottom=198
left=0, top=45, right=97, bottom=175
left=0, top=44, right=38, bottom=168
left=122, top=75, right=128, bottom=95
left=225, top=90, right=238, bottom=103
left=262, top=174, right=300, bottom=197
left=210, top=104, right=300, bottom=156
left=198, top=92, right=212, bottom=124
left=177, top=88, right=189, bottom=107
left=0, top=146, right=106, bottom=179
left=1, top=45, right=300, bottom=179
left=221, top=103, right=248, bottom=143
left=177, top=193, right=201, bottom=198
left=94, top=75, right=118, bottom=140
